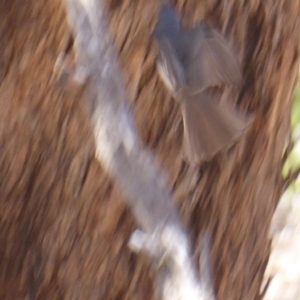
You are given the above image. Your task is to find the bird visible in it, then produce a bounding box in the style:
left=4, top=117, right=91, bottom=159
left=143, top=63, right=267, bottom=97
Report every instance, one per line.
left=154, top=4, right=248, bottom=165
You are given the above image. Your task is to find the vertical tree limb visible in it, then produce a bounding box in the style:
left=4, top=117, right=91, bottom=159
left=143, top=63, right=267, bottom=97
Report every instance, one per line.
left=60, top=0, right=214, bottom=299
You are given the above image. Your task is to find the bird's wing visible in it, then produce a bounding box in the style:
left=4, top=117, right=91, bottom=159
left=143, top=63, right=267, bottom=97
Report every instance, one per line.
left=184, top=23, right=242, bottom=94
left=156, top=36, right=186, bottom=94
left=181, top=89, right=247, bottom=164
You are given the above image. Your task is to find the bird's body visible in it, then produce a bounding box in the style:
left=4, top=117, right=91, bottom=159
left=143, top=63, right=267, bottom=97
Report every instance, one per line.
left=154, top=4, right=247, bottom=165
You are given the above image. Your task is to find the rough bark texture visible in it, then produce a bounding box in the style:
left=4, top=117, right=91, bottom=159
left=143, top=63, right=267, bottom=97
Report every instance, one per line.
left=0, top=0, right=299, bottom=299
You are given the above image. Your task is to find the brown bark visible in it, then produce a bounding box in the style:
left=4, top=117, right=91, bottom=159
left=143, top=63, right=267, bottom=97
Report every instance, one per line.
left=0, top=0, right=299, bottom=299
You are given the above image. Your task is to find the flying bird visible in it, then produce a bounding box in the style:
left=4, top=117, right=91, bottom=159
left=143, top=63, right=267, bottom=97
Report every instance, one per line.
left=154, top=4, right=247, bottom=165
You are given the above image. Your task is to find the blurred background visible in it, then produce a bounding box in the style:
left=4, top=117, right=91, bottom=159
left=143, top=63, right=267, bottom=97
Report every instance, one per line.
left=264, top=79, right=300, bottom=300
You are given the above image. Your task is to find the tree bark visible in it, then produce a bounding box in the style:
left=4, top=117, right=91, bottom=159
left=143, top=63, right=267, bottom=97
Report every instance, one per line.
left=0, top=0, right=299, bottom=299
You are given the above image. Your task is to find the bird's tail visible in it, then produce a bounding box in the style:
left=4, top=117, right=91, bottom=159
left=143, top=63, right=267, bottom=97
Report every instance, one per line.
left=181, top=89, right=248, bottom=165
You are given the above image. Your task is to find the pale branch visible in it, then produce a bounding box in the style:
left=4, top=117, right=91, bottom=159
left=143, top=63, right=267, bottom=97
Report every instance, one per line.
left=60, top=0, right=214, bottom=299
left=199, top=232, right=215, bottom=296
left=62, top=0, right=179, bottom=232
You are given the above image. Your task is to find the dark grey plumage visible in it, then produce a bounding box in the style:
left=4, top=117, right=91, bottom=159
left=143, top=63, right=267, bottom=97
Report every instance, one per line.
left=154, top=4, right=247, bottom=165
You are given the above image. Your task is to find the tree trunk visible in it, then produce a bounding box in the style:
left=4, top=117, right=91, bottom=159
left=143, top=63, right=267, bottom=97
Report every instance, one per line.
left=0, top=0, right=299, bottom=299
